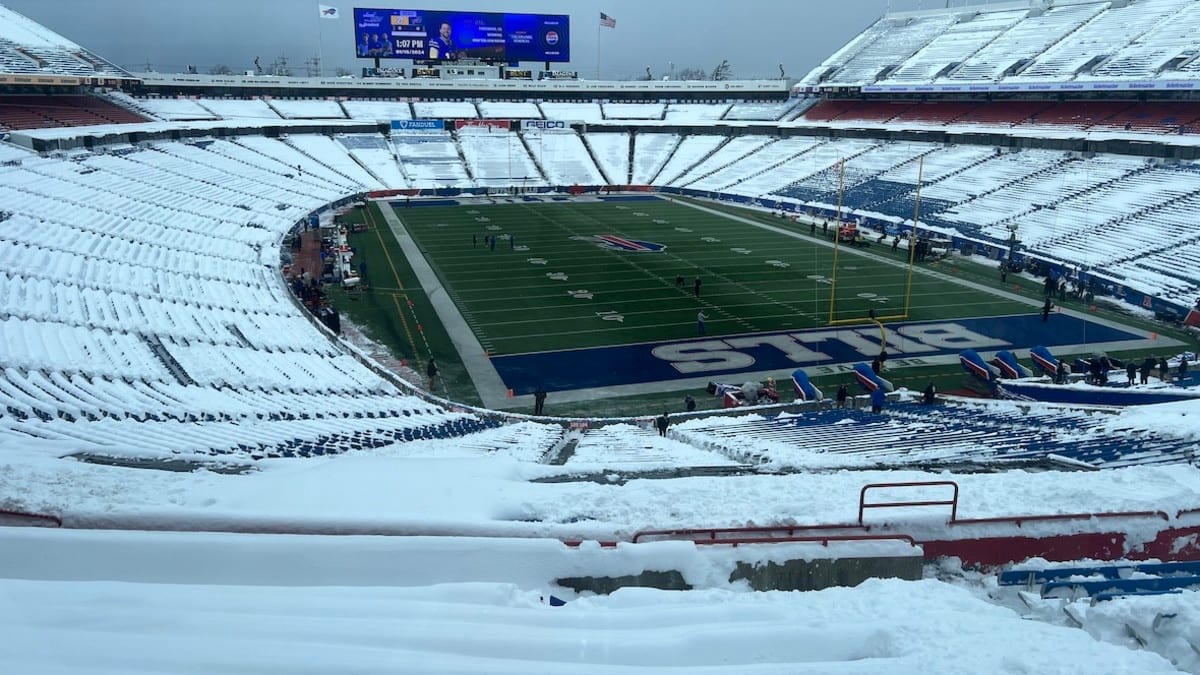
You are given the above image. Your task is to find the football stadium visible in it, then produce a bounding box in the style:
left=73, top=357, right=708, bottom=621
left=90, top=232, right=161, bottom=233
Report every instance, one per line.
left=2, top=1, right=1200, bottom=672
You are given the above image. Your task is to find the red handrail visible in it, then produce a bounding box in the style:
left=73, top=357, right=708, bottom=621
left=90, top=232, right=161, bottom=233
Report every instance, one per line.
left=948, top=510, right=1169, bottom=528
left=632, top=522, right=866, bottom=544
left=0, top=509, right=63, bottom=527
left=858, top=481, right=959, bottom=525
left=689, top=534, right=917, bottom=548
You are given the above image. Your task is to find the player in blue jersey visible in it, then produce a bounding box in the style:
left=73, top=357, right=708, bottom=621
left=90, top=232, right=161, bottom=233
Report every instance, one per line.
left=428, top=21, right=457, bottom=60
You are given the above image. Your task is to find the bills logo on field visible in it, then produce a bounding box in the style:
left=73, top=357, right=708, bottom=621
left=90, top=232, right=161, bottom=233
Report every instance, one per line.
left=572, top=235, right=666, bottom=252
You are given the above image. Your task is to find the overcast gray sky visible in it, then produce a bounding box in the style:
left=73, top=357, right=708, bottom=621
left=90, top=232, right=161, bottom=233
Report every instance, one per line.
left=5, top=0, right=1000, bottom=79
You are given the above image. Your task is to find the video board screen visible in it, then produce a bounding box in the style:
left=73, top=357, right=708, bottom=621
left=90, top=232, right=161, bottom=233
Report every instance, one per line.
left=354, top=8, right=570, bottom=62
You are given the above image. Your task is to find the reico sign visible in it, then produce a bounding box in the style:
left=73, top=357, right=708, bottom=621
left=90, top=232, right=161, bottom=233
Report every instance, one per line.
left=522, top=119, right=569, bottom=130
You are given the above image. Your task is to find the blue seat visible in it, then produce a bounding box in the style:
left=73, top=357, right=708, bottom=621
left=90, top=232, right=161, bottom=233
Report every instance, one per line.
left=1042, top=575, right=1200, bottom=599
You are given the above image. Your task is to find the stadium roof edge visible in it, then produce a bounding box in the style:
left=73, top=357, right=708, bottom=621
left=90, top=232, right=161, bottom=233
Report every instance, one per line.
left=133, top=72, right=790, bottom=94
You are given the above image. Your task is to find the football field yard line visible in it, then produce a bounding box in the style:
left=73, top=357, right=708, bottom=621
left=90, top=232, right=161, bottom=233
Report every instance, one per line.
left=376, top=201, right=512, bottom=407
left=541, top=199, right=818, bottom=332
left=672, top=197, right=1168, bottom=339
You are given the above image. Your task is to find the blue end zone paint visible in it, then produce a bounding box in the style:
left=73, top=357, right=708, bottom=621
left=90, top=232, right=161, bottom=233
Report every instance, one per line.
left=491, top=313, right=1144, bottom=394
left=388, top=199, right=461, bottom=208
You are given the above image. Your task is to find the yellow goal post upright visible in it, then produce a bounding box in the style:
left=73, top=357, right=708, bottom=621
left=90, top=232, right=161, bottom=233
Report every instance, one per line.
left=825, top=155, right=925, bottom=328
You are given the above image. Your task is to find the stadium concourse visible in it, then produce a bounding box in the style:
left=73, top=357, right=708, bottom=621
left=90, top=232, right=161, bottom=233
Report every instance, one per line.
left=2, top=0, right=1200, bottom=672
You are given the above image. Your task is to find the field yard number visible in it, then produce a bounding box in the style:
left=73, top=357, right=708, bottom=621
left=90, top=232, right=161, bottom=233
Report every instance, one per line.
left=701, top=236, right=721, bottom=243
left=766, top=260, right=790, bottom=268
left=731, top=247, right=752, bottom=255
left=547, top=272, right=569, bottom=281
left=568, top=290, right=594, bottom=300
left=806, top=274, right=833, bottom=285
left=528, top=258, right=548, bottom=265
left=857, top=292, right=890, bottom=304
left=596, top=311, right=625, bottom=322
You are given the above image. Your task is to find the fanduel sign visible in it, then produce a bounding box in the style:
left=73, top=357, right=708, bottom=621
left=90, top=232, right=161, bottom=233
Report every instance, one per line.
left=391, top=119, right=444, bottom=131
left=522, top=119, right=570, bottom=130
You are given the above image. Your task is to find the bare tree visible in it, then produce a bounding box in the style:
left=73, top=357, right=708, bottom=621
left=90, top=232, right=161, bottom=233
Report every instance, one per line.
left=712, top=60, right=732, bottom=81
left=208, top=64, right=233, bottom=75
left=676, top=67, right=707, bottom=81
left=334, top=67, right=353, bottom=77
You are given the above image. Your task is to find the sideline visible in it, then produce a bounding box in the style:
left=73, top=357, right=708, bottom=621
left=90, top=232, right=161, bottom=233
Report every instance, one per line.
left=673, top=197, right=1174, bottom=342
left=375, top=200, right=514, bottom=408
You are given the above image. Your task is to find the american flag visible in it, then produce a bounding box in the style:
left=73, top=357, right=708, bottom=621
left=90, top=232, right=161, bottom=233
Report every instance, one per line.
left=600, top=12, right=616, bottom=28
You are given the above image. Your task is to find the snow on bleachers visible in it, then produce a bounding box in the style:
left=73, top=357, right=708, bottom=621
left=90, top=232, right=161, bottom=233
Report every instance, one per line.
left=0, top=140, right=510, bottom=458
left=770, top=139, right=885, bottom=202
left=886, top=9, right=1028, bottom=82
left=652, top=135, right=726, bottom=185
left=920, top=149, right=1065, bottom=205
left=825, top=14, right=957, bottom=85
left=197, top=98, right=280, bottom=120
left=342, top=100, right=413, bottom=121
left=0, top=5, right=126, bottom=78
left=234, top=136, right=366, bottom=193
left=631, top=133, right=681, bottom=185
left=663, top=103, right=730, bottom=121
left=723, top=100, right=796, bottom=121
left=285, top=134, right=386, bottom=189
left=478, top=101, right=541, bottom=119
left=801, top=16, right=900, bottom=84
left=0, top=317, right=165, bottom=382
left=127, top=97, right=218, bottom=121
left=205, top=139, right=349, bottom=203
left=1017, top=0, right=1184, bottom=80
left=393, top=131, right=471, bottom=186
left=584, top=132, right=630, bottom=184
left=688, top=137, right=822, bottom=194
left=539, top=102, right=604, bottom=123
left=602, top=103, right=664, bottom=120
left=457, top=128, right=543, bottom=187
left=670, top=136, right=773, bottom=187
left=947, top=2, right=1106, bottom=82
left=524, top=130, right=605, bottom=185
left=0, top=142, right=32, bottom=163
left=338, top=134, right=408, bottom=188
left=567, top=424, right=738, bottom=470
left=268, top=99, right=346, bottom=120
left=411, top=101, right=477, bottom=119
left=1013, top=166, right=1200, bottom=263
left=725, top=139, right=832, bottom=197
left=939, top=155, right=1142, bottom=230
left=875, top=145, right=996, bottom=186
left=1088, top=1, right=1200, bottom=79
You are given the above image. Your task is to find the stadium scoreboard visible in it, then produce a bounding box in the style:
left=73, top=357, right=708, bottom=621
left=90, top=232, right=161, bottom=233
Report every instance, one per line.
left=354, top=8, right=570, bottom=63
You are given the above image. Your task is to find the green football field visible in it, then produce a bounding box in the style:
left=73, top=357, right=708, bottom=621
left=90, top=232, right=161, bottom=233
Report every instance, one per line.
left=394, top=196, right=1033, bottom=357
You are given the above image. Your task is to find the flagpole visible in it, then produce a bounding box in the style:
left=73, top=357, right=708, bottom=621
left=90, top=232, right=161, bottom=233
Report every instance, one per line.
left=316, top=7, right=324, bottom=77
left=595, top=18, right=601, bottom=80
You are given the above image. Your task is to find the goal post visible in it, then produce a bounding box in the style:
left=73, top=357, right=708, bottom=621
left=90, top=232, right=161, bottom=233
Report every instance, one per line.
left=825, top=156, right=924, bottom=328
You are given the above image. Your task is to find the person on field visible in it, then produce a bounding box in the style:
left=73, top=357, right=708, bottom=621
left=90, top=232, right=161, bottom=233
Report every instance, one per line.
left=685, top=395, right=696, bottom=412
left=426, top=359, right=438, bottom=391
left=533, top=387, right=547, bottom=416
left=696, top=310, right=708, bottom=335
left=1042, top=298, right=1052, bottom=322
left=836, top=384, right=849, bottom=409
left=655, top=411, right=670, bottom=437
left=1140, top=356, right=1155, bottom=385
left=694, top=276, right=702, bottom=298
left=1126, top=361, right=1138, bottom=386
